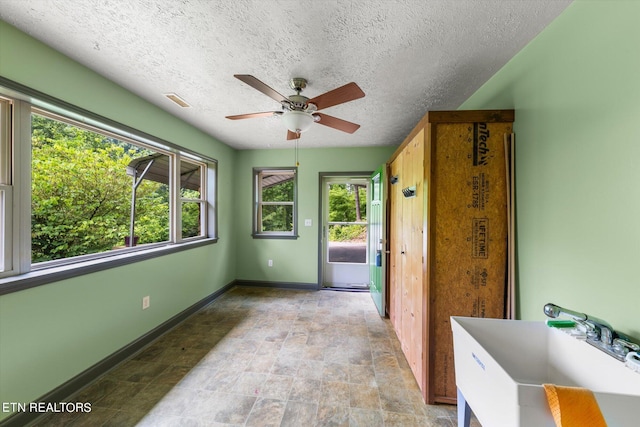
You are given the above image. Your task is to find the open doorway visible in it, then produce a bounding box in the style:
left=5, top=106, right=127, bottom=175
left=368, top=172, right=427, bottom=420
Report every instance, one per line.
left=319, top=174, right=370, bottom=289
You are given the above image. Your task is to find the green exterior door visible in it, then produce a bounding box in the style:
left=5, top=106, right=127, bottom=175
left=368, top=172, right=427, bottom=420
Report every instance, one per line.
left=369, top=165, right=385, bottom=315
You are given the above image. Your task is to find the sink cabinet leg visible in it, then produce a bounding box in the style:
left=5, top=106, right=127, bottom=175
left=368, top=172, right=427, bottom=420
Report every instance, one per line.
left=457, top=388, right=472, bottom=427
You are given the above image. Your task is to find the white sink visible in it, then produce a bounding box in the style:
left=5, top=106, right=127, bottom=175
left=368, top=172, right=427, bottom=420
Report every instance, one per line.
left=451, top=316, right=640, bottom=427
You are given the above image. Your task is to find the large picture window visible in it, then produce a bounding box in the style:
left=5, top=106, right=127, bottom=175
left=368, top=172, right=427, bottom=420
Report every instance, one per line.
left=0, top=85, right=217, bottom=286
left=253, top=168, right=297, bottom=238
left=31, top=112, right=174, bottom=263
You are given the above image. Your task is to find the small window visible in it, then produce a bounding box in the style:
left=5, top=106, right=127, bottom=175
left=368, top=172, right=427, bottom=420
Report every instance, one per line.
left=253, top=168, right=297, bottom=238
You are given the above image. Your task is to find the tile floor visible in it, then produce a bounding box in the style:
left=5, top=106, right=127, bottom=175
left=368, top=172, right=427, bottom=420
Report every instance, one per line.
left=32, top=286, right=480, bottom=426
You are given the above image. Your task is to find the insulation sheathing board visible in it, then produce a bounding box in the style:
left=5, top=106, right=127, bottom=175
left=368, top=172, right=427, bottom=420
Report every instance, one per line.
left=430, top=120, right=510, bottom=402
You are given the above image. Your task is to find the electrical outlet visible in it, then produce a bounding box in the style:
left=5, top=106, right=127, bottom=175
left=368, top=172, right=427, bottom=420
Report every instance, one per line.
left=304, top=219, right=312, bottom=226
left=268, top=259, right=273, bottom=267
left=142, top=295, right=150, bottom=310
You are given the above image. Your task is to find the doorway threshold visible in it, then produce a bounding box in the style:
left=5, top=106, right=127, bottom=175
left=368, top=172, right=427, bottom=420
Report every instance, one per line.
left=322, top=284, right=370, bottom=292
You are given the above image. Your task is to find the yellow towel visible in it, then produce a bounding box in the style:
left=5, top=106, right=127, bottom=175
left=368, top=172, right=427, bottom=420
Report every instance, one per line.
left=543, top=384, right=607, bottom=427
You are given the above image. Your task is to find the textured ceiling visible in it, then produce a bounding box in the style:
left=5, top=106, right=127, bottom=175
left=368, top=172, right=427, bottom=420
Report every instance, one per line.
left=0, top=0, right=572, bottom=150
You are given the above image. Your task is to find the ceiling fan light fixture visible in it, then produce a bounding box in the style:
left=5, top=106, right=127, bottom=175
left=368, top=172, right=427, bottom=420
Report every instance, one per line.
left=227, top=75, right=364, bottom=138
left=281, top=110, right=314, bottom=134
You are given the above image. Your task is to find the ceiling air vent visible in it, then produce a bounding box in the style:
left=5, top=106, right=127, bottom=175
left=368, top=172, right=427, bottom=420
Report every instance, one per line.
left=164, top=93, right=191, bottom=108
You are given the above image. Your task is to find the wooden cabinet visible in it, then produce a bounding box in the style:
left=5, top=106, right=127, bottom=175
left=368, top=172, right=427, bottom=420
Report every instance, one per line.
left=389, top=129, right=425, bottom=385
left=387, top=110, right=514, bottom=404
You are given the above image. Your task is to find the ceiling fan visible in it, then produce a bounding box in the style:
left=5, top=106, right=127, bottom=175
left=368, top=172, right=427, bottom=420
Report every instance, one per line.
left=226, top=75, right=365, bottom=140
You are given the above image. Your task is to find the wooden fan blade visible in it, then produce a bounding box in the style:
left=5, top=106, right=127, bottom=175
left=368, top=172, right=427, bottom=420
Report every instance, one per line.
left=287, top=130, right=300, bottom=140
left=226, top=111, right=277, bottom=120
left=314, top=113, right=360, bottom=134
left=234, top=74, right=289, bottom=104
left=307, top=82, right=365, bottom=111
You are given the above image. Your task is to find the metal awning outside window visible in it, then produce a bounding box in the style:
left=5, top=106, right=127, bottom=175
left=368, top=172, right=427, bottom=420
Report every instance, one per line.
left=260, top=172, right=294, bottom=189
left=127, top=154, right=201, bottom=190
left=125, top=154, right=201, bottom=246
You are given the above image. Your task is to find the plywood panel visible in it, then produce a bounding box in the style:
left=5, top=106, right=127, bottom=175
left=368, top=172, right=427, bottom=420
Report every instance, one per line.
left=388, top=153, right=403, bottom=339
left=395, top=131, right=425, bottom=390
left=408, top=131, right=425, bottom=390
left=423, top=123, right=435, bottom=404
left=400, top=136, right=414, bottom=367
left=431, top=121, right=511, bottom=402
left=389, top=130, right=426, bottom=395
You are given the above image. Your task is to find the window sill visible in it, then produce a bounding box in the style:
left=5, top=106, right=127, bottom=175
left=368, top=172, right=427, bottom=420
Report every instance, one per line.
left=251, top=234, right=299, bottom=240
left=0, top=238, right=218, bottom=296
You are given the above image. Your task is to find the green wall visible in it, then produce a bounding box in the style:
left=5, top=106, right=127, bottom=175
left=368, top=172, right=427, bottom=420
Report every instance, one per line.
left=460, top=0, right=640, bottom=339
left=0, top=21, right=237, bottom=417
left=235, top=147, right=394, bottom=284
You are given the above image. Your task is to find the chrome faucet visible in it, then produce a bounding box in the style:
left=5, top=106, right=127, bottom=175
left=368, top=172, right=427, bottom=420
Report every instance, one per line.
left=542, top=303, right=640, bottom=361
left=543, top=303, right=615, bottom=345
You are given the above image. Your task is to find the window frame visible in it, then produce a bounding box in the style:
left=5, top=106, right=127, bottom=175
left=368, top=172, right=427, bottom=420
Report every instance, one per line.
left=177, top=155, right=208, bottom=241
left=0, top=97, right=13, bottom=273
left=0, top=78, right=218, bottom=294
left=252, top=167, right=298, bottom=239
